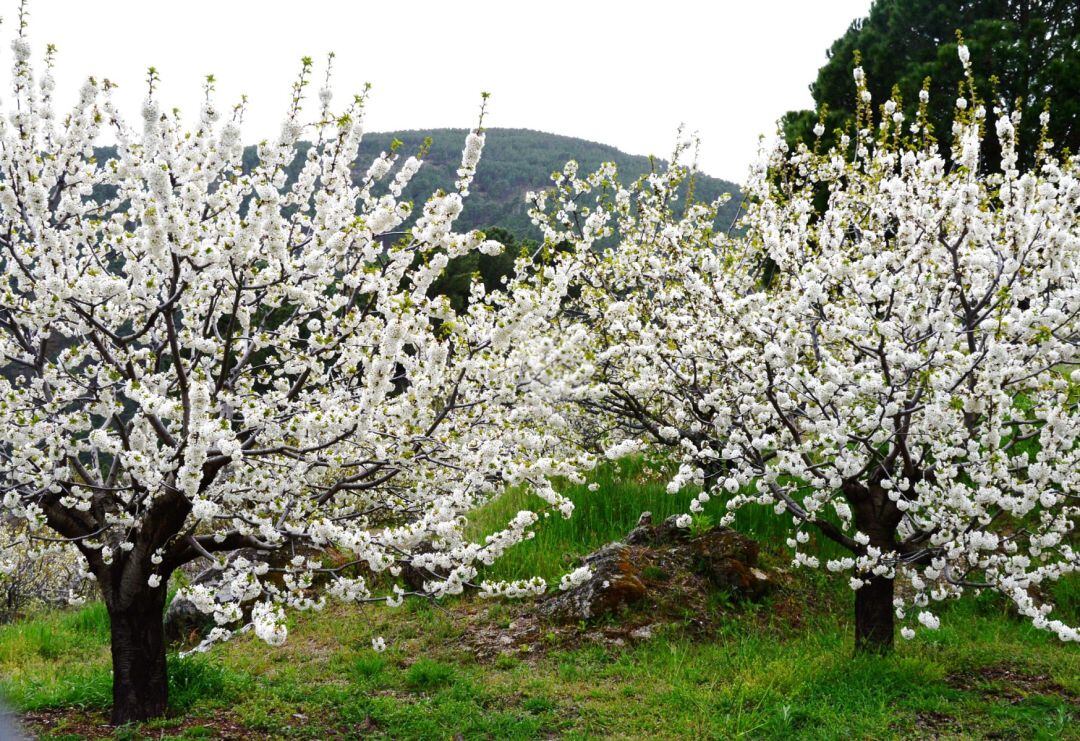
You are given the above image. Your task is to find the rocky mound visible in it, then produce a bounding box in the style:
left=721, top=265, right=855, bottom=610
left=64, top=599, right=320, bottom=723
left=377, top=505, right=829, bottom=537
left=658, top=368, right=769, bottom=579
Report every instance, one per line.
left=461, top=513, right=778, bottom=660
left=538, top=512, right=774, bottom=623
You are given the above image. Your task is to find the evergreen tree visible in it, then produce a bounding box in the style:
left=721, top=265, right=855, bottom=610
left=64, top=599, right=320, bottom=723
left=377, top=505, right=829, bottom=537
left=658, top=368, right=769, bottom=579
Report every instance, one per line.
left=784, top=0, right=1079, bottom=166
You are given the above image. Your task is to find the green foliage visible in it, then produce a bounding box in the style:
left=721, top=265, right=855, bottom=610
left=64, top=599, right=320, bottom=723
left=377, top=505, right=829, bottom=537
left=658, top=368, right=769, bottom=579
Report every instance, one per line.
left=166, top=655, right=245, bottom=713
left=19, top=588, right=1068, bottom=739
left=349, top=652, right=388, bottom=680
left=5, top=664, right=113, bottom=712
left=427, top=225, right=526, bottom=312
left=784, top=0, right=1080, bottom=167
left=0, top=603, right=242, bottom=716
left=355, top=129, right=740, bottom=238
left=87, top=130, right=740, bottom=248
left=0, top=601, right=108, bottom=665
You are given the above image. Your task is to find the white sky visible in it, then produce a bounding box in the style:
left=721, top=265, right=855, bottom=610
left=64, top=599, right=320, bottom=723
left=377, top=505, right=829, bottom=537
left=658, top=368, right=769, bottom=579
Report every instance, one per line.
left=29, top=0, right=871, bottom=183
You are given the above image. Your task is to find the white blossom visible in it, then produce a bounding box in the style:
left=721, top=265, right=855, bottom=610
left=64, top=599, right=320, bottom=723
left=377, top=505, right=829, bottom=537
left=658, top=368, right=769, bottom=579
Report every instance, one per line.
left=559, top=565, right=593, bottom=591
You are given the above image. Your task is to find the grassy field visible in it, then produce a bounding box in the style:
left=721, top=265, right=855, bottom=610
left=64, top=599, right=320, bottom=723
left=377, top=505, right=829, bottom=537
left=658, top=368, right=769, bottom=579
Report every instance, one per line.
left=1, top=460, right=1077, bottom=739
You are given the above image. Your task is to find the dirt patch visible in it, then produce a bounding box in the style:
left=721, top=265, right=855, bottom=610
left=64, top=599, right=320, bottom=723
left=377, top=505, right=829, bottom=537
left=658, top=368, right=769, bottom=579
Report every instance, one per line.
left=946, top=665, right=1079, bottom=705
left=910, top=709, right=967, bottom=739
left=20, top=707, right=389, bottom=740
left=21, top=707, right=262, bottom=740
left=457, top=600, right=672, bottom=662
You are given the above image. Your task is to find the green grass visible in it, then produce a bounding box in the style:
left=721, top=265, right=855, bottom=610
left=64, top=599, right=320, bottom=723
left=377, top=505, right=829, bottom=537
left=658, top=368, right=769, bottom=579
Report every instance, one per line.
left=468, top=457, right=844, bottom=584
left=1, top=463, right=1077, bottom=739
left=0, top=600, right=109, bottom=664
left=9, top=594, right=1072, bottom=739
left=0, top=599, right=245, bottom=717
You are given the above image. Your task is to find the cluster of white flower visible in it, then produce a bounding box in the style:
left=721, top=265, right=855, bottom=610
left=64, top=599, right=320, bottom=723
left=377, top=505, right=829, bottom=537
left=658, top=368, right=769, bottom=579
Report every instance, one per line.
left=558, top=565, right=593, bottom=591
left=0, top=519, right=96, bottom=619
left=479, top=577, right=547, bottom=599
left=527, top=46, right=1079, bottom=647
left=252, top=602, right=288, bottom=646
left=455, top=129, right=486, bottom=195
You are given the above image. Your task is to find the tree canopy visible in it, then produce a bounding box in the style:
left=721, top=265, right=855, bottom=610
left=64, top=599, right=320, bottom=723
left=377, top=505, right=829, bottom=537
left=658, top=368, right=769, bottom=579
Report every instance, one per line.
left=783, top=0, right=1080, bottom=167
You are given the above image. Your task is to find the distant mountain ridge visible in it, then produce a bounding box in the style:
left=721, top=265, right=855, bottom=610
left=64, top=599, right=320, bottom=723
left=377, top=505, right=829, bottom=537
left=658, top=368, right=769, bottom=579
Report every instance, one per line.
left=351, top=128, right=742, bottom=238
left=91, top=129, right=741, bottom=241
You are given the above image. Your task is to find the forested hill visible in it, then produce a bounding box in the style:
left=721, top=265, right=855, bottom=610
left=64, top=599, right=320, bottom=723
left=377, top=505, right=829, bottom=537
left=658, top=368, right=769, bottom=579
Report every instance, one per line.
left=347, top=129, right=742, bottom=237
left=91, top=130, right=740, bottom=241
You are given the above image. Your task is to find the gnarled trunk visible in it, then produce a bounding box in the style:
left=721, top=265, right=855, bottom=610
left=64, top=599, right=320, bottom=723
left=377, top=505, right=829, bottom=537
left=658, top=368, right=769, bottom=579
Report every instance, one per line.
left=851, top=482, right=902, bottom=654
left=854, top=573, right=894, bottom=653
left=107, top=587, right=169, bottom=725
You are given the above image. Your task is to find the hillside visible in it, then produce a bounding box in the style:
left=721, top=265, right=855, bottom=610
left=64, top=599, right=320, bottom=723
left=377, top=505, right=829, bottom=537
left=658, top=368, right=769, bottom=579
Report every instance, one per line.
left=90, top=130, right=741, bottom=242
left=349, top=128, right=742, bottom=237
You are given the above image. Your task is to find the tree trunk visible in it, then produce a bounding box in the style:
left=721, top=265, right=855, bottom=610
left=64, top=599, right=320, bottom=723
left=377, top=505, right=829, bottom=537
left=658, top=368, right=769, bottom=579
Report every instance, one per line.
left=107, top=587, right=169, bottom=725
left=850, top=481, right=902, bottom=654
left=854, top=573, right=894, bottom=654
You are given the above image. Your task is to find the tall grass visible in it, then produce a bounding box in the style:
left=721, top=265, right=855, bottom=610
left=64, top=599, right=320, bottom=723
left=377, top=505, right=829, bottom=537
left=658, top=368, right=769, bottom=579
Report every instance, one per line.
left=0, top=599, right=244, bottom=714
left=469, top=457, right=846, bottom=583
left=0, top=600, right=109, bottom=665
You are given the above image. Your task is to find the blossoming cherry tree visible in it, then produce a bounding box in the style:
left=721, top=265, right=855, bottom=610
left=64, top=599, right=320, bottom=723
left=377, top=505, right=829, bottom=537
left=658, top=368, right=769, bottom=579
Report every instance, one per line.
left=532, top=47, right=1079, bottom=652
left=0, top=16, right=582, bottom=723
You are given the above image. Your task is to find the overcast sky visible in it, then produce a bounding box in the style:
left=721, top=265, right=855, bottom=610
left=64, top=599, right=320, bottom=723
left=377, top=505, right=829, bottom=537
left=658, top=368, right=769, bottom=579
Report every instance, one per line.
left=30, top=0, right=871, bottom=183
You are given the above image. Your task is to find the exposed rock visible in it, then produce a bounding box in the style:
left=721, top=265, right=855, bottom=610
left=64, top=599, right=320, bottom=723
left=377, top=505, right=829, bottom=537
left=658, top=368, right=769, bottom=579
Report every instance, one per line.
left=163, top=595, right=215, bottom=646
left=690, top=527, right=772, bottom=599
left=539, top=516, right=773, bottom=624
left=164, top=555, right=227, bottom=645
left=626, top=512, right=690, bottom=546
left=624, top=511, right=655, bottom=545
left=538, top=542, right=648, bottom=622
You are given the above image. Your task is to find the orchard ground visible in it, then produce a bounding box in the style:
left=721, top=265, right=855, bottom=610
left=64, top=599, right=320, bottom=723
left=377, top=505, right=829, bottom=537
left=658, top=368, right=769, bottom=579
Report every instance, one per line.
left=3, top=460, right=1077, bottom=740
